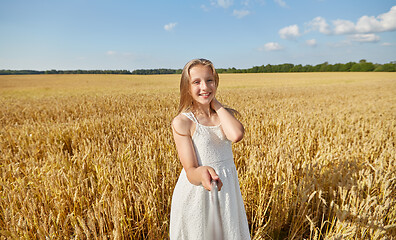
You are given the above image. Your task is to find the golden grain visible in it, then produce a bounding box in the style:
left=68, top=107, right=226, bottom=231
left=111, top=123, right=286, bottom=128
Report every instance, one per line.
left=0, top=73, right=395, bottom=239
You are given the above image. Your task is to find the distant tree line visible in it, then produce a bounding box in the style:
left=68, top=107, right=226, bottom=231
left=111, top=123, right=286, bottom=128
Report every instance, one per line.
left=1, top=60, right=395, bottom=75
left=0, top=69, right=133, bottom=75
left=131, top=69, right=182, bottom=75
left=216, top=60, right=396, bottom=73
left=0, top=68, right=181, bottom=75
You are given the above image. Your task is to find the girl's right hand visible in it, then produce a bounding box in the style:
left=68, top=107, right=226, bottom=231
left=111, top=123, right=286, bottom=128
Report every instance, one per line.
left=210, top=97, right=222, bottom=112
left=199, top=166, right=223, bottom=191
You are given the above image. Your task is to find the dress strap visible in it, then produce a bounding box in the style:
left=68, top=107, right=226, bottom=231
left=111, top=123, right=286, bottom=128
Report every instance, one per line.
left=182, top=112, right=199, bottom=124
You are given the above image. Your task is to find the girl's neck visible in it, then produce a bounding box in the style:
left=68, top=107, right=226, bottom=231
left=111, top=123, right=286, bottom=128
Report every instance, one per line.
left=192, top=104, right=214, bottom=118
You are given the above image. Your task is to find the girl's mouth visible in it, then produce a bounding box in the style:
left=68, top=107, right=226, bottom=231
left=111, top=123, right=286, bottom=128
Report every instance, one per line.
left=199, top=93, right=211, bottom=98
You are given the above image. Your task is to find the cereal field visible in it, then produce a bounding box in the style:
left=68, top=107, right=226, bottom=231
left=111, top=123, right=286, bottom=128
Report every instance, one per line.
left=1, top=73, right=395, bottom=239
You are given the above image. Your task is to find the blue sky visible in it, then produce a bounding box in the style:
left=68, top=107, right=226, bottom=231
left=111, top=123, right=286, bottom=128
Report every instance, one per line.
left=1, top=0, right=395, bottom=70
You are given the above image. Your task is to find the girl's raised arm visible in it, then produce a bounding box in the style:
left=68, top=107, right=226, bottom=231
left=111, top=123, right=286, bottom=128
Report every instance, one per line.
left=172, top=115, right=223, bottom=191
left=211, top=98, right=244, bottom=143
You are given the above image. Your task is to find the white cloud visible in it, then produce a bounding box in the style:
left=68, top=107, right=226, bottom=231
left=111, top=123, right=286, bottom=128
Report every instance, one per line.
left=356, top=6, right=396, bottom=33
left=382, top=42, right=394, bottom=46
left=164, top=22, right=177, bottom=31
left=201, top=4, right=210, bottom=11
left=106, top=51, right=116, bottom=56
left=355, top=16, right=383, bottom=33
left=306, top=39, right=317, bottom=47
left=106, top=51, right=136, bottom=57
left=333, top=19, right=355, bottom=35
left=327, top=40, right=352, bottom=48
left=349, top=33, right=380, bottom=43
left=215, top=0, right=233, bottom=8
left=241, top=0, right=250, bottom=6
left=233, top=9, right=250, bottom=18
left=307, top=5, right=396, bottom=36
left=279, top=24, right=300, bottom=40
left=259, top=42, right=284, bottom=51
left=306, top=17, right=331, bottom=34
left=274, top=0, right=287, bottom=7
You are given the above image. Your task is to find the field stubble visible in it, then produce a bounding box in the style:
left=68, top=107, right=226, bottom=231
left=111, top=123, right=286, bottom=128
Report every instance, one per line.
left=0, top=73, right=395, bottom=239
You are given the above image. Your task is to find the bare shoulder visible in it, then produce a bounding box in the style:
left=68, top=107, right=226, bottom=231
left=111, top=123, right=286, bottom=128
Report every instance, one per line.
left=172, top=114, right=193, bottom=136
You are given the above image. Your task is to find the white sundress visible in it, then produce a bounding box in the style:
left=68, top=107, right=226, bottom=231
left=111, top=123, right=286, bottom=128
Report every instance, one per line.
left=170, top=112, right=251, bottom=240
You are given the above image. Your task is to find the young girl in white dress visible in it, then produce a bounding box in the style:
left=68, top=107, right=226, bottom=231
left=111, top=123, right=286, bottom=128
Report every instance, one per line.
left=170, top=59, right=250, bottom=239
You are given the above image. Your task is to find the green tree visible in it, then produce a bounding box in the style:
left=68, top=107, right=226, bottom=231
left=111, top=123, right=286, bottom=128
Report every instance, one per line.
left=374, top=63, right=396, bottom=72
left=339, top=62, right=356, bottom=71
left=350, top=60, right=375, bottom=72
left=290, top=64, right=303, bottom=72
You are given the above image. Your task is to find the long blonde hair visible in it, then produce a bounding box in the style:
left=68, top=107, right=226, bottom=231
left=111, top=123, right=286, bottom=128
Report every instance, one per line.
left=177, top=59, right=219, bottom=115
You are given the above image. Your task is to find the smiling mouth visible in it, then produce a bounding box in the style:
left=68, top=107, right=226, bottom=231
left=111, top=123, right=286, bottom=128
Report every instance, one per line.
left=199, top=93, right=211, bottom=97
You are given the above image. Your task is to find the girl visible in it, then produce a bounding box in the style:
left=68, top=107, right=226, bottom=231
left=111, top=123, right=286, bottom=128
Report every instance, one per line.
left=170, top=59, right=250, bottom=239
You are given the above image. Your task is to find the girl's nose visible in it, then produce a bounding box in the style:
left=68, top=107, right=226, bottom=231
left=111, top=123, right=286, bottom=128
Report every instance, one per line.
left=200, top=81, right=208, bottom=89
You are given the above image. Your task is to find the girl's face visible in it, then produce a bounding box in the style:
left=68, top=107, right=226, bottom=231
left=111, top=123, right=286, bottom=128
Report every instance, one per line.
left=189, top=64, right=217, bottom=107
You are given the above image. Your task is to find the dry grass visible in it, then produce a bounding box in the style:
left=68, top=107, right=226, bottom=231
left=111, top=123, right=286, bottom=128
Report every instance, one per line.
left=1, top=73, right=395, bottom=239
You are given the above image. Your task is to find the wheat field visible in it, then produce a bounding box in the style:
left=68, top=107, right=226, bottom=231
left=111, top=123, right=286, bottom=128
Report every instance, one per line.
left=1, top=73, right=395, bottom=239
